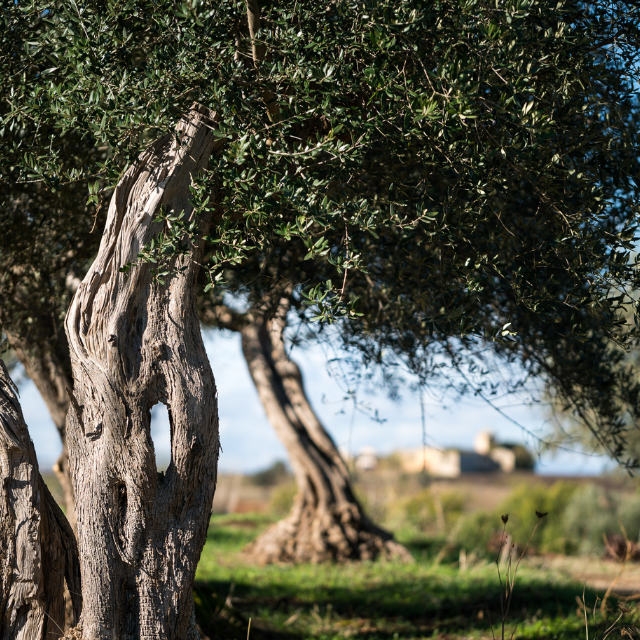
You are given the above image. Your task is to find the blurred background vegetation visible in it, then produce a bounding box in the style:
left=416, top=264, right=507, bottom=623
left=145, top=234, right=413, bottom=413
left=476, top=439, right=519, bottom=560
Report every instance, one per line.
left=45, top=459, right=640, bottom=561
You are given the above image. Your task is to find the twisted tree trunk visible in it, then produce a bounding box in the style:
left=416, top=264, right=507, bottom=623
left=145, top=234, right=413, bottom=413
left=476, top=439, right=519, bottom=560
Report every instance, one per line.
left=63, top=104, right=221, bottom=639
left=239, top=302, right=411, bottom=564
left=9, top=338, right=76, bottom=532
left=0, top=360, right=81, bottom=640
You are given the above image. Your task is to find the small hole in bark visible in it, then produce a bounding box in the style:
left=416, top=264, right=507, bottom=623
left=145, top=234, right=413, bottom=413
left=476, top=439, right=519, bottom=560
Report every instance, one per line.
left=116, top=482, right=128, bottom=550
left=149, top=402, right=171, bottom=472
left=118, top=484, right=127, bottom=511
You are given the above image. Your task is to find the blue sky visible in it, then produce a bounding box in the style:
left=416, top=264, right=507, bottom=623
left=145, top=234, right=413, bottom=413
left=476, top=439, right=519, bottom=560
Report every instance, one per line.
left=15, top=328, right=614, bottom=476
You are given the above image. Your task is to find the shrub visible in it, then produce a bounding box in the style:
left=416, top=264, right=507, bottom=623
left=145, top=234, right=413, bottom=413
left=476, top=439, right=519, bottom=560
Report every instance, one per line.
left=561, top=484, right=618, bottom=555
left=560, top=484, right=640, bottom=556
left=497, top=482, right=578, bottom=554
left=402, top=488, right=465, bottom=534
left=455, top=510, right=500, bottom=555
left=454, top=482, right=578, bottom=556
left=451, top=481, right=640, bottom=558
left=616, top=491, right=640, bottom=542
left=512, top=445, right=535, bottom=470
left=376, top=453, right=404, bottom=471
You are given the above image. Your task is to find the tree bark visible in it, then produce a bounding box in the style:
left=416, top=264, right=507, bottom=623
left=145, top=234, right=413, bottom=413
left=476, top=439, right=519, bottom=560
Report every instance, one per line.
left=8, top=337, right=76, bottom=533
left=63, top=104, right=221, bottom=639
left=0, top=360, right=82, bottom=640
left=239, top=302, right=412, bottom=564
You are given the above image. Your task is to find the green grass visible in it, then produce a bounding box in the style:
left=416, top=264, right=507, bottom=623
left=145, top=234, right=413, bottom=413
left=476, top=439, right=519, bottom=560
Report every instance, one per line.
left=193, top=514, right=640, bottom=640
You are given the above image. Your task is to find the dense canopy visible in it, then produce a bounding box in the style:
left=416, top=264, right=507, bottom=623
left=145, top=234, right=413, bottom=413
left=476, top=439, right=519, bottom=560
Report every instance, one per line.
left=2, top=0, right=640, bottom=457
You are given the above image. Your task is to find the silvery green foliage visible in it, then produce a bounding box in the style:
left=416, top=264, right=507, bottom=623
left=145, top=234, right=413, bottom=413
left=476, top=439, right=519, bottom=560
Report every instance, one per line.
left=1, top=0, right=639, bottom=314
left=2, top=0, right=640, bottom=460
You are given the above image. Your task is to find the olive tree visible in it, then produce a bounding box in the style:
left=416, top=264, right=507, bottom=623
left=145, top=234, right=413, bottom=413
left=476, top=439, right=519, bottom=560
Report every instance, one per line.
left=2, top=0, right=640, bottom=637
left=200, top=298, right=412, bottom=563
left=60, top=104, right=223, bottom=639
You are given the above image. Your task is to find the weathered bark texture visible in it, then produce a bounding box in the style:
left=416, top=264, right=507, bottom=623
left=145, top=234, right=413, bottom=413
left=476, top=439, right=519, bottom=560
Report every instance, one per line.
left=9, top=337, right=76, bottom=533
left=0, top=360, right=82, bottom=640
left=63, top=104, right=221, bottom=640
left=239, top=302, right=412, bottom=564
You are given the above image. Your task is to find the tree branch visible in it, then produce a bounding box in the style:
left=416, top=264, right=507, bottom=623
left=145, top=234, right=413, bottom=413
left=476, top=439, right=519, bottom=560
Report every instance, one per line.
left=200, top=303, right=248, bottom=333
left=246, top=0, right=279, bottom=120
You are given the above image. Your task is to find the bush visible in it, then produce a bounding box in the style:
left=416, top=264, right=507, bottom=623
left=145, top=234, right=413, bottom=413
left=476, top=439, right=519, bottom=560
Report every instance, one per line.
left=496, top=482, right=578, bottom=554
left=376, top=453, right=404, bottom=471
left=455, top=510, right=500, bottom=556
left=454, top=482, right=579, bottom=556
left=512, top=445, right=535, bottom=470
left=454, top=481, right=640, bottom=558
left=617, top=492, right=640, bottom=541
left=561, top=485, right=640, bottom=556
left=401, top=488, right=465, bottom=534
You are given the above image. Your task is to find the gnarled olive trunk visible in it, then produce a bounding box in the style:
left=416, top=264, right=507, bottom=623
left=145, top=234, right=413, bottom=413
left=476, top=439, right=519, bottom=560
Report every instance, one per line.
left=9, top=337, right=76, bottom=533
left=0, top=360, right=81, bottom=640
left=64, top=104, right=220, bottom=639
left=241, top=303, right=411, bottom=564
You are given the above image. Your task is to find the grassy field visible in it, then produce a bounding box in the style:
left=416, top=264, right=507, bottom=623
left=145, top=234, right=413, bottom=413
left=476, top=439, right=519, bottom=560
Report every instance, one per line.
left=192, top=514, right=640, bottom=640
left=43, top=472, right=640, bottom=638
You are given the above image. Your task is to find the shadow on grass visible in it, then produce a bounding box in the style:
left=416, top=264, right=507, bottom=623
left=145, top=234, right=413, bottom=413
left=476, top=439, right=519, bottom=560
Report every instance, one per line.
left=196, top=520, right=635, bottom=640
left=194, top=582, right=300, bottom=640
left=194, top=573, right=605, bottom=640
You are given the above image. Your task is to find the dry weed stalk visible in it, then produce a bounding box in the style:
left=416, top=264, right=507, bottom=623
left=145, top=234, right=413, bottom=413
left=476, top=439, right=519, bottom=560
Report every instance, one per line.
left=488, top=511, right=546, bottom=640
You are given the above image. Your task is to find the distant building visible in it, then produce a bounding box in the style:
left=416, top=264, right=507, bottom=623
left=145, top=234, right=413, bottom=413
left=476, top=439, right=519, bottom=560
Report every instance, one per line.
left=355, top=446, right=378, bottom=471
left=393, top=447, right=462, bottom=477
left=393, top=430, right=533, bottom=477
left=338, top=445, right=379, bottom=471
left=474, top=431, right=494, bottom=455
left=473, top=430, right=515, bottom=472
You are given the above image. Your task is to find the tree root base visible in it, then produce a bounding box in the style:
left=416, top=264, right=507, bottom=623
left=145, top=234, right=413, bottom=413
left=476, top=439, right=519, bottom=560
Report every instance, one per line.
left=244, top=509, right=413, bottom=564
